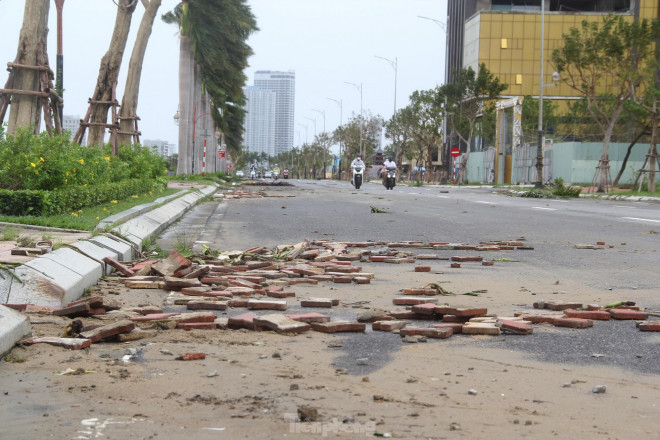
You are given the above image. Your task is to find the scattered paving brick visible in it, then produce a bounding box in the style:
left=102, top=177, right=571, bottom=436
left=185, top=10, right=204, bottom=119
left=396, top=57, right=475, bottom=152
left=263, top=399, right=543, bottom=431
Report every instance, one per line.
left=552, top=317, right=594, bottom=328
left=451, top=256, right=484, bottom=262
left=310, top=321, right=366, bottom=333
left=411, top=303, right=438, bottom=316
left=442, top=315, right=472, bottom=323
left=300, top=298, right=334, bottom=308
left=353, top=277, right=371, bottom=284
left=103, top=257, right=135, bottom=277
left=130, top=313, right=179, bottom=322
left=533, top=301, right=583, bottom=311
left=186, top=301, right=228, bottom=311
left=357, top=310, right=393, bottom=323
left=414, top=266, right=431, bottom=272
left=608, top=309, right=649, bottom=320
left=435, top=306, right=488, bottom=317
left=285, top=313, right=331, bottom=323
left=164, top=276, right=203, bottom=290
left=79, top=320, right=136, bottom=342
left=392, top=297, right=439, bottom=306
left=151, top=251, right=191, bottom=277
left=433, top=323, right=464, bottom=334
left=637, top=320, right=660, bottom=332
left=228, top=299, right=249, bottom=308
left=332, top=276, right=353, bottom=283
left=172, top=312, right=217, bottom=323
left=401, top=288, right=437, bottom=296
left=462, top=322, right=501, bottom=335
left=499, top=319, right=534, bottom=335
left=253, top=314, right=311, bottom=334
left=228, top=312, right=259, bottom=330
left=482, top=261, right=494, bottom=266
left=400, top=327, right=453, bottom=339
left=267, top=290, right=296, bottom=298
left=372, top=320, right=408, bottom=331
left=450, top=263, right=461, bottom=268
left=247, top=299, right=287, bottom=311
left=177, top=322, right=217, bottom=330
left=53, top=303, right=91, bottom=318
left=563, top=309, right=612, bottom=320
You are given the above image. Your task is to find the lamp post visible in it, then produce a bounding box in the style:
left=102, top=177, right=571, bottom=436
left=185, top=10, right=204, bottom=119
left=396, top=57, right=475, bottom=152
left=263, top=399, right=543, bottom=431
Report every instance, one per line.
left=327, top=97, right=343, bottom=180
left=344, top=81, right=363, bottom=157
left=418, top=15, right=450, bottom=179
left=55, top=0, right=65, bottom=125
left=305, top=117, right=317, bottom=138
left=375, top=55, right=398, bottom=160
left=297, top=123, right=308, bottom=144
left=312, top=109, right=326, bottom=133
left=535, top=0, right=546, bottom=188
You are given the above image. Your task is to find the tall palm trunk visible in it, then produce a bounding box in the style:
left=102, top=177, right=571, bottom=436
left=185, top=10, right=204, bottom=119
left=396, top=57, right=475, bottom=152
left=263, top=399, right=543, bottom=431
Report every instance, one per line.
left=177, top=34, right=194, bottom=174
left=6, top=0, right=50, bottom=135
left=118, top=0, right=162, bottom=147
left=87, top=0, right=137, bottom=147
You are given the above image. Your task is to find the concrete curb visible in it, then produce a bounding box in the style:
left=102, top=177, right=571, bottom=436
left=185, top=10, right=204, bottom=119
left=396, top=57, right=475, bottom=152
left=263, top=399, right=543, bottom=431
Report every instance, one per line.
left=0, top=184, right=218, bottom=354
left=0, top=305, right=31, bottom=357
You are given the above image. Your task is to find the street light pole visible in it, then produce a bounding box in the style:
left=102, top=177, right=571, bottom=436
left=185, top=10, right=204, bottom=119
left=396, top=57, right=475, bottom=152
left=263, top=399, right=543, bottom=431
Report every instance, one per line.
left=297, top=123, right=308, bottom=144
left=344, top=81, right=363, bottom=157
left=312, top=109, right=326, bottom=133
left=305, top=117, right=317, bottom=138
left=327, top=97, right=343, bottom=180
left=535, top=0, right=546, bottom=188
left=375, top=55, right=398, bottom=160
left=55, top=0, right=65, bottom=125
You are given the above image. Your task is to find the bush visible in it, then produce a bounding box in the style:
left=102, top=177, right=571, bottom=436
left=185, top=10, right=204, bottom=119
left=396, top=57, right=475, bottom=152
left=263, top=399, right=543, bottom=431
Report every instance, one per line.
left=0, top=178, right=166, bottom=216
left=0, top=128, right=168, bottom=191
left=552, top=178, right=581, bottom=197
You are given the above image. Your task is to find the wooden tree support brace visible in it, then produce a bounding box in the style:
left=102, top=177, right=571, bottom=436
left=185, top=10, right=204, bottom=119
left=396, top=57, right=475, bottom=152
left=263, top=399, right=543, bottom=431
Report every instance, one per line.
left=88, top=98, right=120, bottom=106
left=7, top=62, right=53, bottom=73
left=0, top=88, right=49, bottom=97
left=118, top=115, right=141, bottom=120
left=116, top=130, right=141, bottom=136
left=84, top=122, right=120, bottom=128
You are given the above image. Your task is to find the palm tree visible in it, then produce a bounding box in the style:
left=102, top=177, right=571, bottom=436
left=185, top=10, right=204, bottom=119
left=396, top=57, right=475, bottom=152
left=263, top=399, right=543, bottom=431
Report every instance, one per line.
left=163, top=0, right=257, bottom=175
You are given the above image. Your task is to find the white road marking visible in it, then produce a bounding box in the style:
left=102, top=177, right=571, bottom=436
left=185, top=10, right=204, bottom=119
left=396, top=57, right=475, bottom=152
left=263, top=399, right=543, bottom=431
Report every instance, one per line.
left=475, top=201, right=497, bottom=205
left=437, top=195, right=450, bottom=198
left=531, top=207, right=557, bottom=211
left=622, top=217, right=660, bottom=223
left=616, top=205, right=634, bottom=208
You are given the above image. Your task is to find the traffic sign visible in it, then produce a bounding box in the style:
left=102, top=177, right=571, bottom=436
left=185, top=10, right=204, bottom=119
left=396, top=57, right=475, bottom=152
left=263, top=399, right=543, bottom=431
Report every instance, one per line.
left=218, top=150, right=226, bottom=158
left=450, top=147, right=460, bottom=158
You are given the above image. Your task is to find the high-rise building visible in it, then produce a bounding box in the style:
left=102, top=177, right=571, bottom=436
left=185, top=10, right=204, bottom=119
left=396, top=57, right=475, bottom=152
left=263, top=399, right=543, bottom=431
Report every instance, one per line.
left=62, top=115, right=86, bottom=146
left=143, top=139, right=171, bottom=157
left=253, top=70, right=295, bottom=155
left=243, top=86, right=276, bottom=156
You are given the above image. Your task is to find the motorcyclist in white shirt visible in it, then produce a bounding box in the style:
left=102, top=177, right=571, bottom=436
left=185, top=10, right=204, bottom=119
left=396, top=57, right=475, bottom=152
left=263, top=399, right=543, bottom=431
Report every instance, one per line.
left=350, top=154, right=365, bottom=186
left=381, top=156, right=396, bottom=185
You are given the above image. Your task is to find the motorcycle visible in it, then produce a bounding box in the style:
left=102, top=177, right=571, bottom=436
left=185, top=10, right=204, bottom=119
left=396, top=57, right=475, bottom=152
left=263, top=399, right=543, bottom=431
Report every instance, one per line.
left=384, top=168, right=396, bottom=190
left=272, top=169, right=280, bottom=180
left=283, top=169, right=289, bottom=179
left=352, top=166, right=364, bottom=190
left=250, top=169, right=256, bottom=179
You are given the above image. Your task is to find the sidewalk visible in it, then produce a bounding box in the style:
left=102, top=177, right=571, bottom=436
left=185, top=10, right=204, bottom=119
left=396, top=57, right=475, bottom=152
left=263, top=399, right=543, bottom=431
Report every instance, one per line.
left=0, top=183, right=218, bottom=356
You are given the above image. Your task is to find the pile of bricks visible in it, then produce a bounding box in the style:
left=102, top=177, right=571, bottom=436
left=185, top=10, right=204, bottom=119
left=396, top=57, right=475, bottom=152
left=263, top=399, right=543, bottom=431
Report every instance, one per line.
left=10, top=238, right=659, bottom=352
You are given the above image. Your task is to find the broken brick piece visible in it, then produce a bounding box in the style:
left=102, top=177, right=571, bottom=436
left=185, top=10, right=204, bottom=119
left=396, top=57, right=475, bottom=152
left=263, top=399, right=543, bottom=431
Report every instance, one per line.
left=435, top=306, right=488, bottom=317
left=103, top=256, right=135, bottom=277
left=392, top=297, right=438, bottom=306
left=53, top=303, right=91, bottom=318
left=401, top=288, right=437, bottom=296
left=433, top=323, right=464, bottom=334
left=78, top=320, right=135, bottom=343
left=173, top=312, right=217, bottom=323
left=414, top=266, right=431, bottom=272
left=462, top=322, right=500, bottom=335
left=411, top=303, right=438, bottom=316
left=176, top=353, right=206, bottom=360
left=130, top=313, right=179, bottom=322
left=151, top=251, right=192, bottom=277
left=67, top=296, right=104, bottom=309
left=186, top=301, right=228, bottom=311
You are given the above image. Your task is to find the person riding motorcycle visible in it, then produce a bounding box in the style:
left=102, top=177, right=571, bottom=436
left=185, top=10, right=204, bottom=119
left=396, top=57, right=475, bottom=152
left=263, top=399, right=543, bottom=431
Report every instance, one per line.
left=350, top=154, right=365, bottom=186
left=381, top=156, right=397, bottom=186
left=272, top=164, right=281, bottom=179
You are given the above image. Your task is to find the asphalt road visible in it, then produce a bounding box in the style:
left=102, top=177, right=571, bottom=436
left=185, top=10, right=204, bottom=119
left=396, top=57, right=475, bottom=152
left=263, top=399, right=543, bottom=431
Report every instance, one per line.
left=157, top=178, right=660, bottom=375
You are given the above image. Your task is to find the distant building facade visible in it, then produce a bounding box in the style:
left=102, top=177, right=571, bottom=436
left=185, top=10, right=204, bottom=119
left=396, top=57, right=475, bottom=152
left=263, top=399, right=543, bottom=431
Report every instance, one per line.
left=62, top=115, right=86, bottom=146
left=243, top=86, right=276, bottom=156
left=253, top=70, right=296, bottom=155
left=143, top=139, right=170, bottom=157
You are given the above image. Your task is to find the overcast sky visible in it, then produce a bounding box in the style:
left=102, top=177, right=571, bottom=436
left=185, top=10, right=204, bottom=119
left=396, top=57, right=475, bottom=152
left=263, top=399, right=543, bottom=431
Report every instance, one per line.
left=0, top=0, right=447, bottom=154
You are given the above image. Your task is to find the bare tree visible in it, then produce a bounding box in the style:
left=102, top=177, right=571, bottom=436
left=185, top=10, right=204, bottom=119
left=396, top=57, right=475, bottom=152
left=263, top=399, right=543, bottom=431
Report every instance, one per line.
left=118, top=0, right=162, bottom=146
